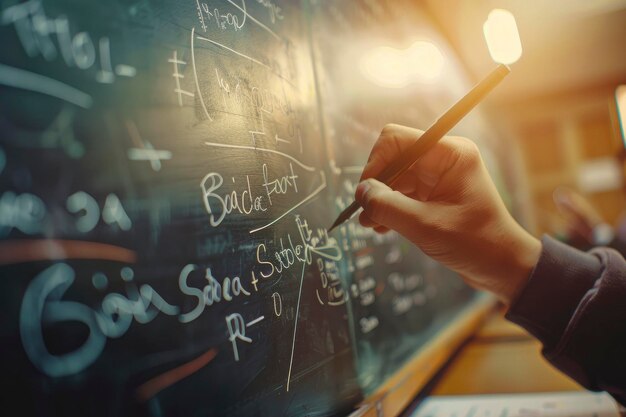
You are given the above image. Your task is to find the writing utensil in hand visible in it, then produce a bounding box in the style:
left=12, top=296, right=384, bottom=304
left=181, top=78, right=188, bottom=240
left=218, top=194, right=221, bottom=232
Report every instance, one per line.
left=328, top=63, right=511, bottom=233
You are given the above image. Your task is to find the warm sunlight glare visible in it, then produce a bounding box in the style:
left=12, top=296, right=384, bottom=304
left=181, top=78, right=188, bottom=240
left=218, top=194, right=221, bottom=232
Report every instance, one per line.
left=359, top=41, right=444, bottom=88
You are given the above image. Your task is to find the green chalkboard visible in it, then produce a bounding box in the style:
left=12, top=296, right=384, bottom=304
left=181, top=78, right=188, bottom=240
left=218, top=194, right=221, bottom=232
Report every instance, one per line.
left=0, top=0, right=508, bottom=416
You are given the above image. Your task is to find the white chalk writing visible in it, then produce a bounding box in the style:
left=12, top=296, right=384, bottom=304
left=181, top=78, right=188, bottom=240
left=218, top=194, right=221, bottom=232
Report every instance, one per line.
left=1, top=1, right=136, bottom=84
left=178, top=265, right=251, bottom=323
left=226, top=313, right=264, bottom=361
left=200, top=163, right=299, bottom=227
left=19, top=264, right=179, bottom=377
left=0, top=191, right=46, bottom=236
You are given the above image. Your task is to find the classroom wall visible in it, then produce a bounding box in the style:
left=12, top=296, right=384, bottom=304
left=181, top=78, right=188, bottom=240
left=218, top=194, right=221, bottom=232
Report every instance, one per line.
left=498, top=85, right=625, bottom=237
left=421, top=1, right=626, bottom=241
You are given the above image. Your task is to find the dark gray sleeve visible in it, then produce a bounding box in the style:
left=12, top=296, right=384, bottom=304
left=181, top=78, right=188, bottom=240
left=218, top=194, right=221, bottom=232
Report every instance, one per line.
left=505, top=235, right=626, bottom=405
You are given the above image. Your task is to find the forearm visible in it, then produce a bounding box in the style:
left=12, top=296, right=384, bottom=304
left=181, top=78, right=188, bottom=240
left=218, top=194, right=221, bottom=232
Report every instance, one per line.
left=505, top=235, right=626, bottom=405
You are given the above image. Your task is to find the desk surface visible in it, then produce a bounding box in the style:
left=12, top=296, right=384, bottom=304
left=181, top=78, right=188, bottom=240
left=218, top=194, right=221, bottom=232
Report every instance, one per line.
left=430, top=307, right=582, bottom=395
left=352, top=304, right=586, bottom=417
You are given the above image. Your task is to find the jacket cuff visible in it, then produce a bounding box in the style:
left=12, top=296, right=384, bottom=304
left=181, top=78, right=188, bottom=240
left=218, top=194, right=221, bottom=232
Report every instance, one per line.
left=505, top=235, right=603, bottom=350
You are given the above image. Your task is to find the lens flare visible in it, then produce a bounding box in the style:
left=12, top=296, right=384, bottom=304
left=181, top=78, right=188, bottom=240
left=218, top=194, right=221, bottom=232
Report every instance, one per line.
left=359, top=41, right=444, bottom=88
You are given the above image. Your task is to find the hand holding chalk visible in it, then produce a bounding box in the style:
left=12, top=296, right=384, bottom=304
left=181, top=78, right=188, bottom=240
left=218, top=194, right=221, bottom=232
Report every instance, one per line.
left=354, top=125, right=541, bottom=305
left=328, top=63, right=511, bottom=232
left=331, top=8, right=537, bottom=304
left=329, top=8, right=524, bottom=232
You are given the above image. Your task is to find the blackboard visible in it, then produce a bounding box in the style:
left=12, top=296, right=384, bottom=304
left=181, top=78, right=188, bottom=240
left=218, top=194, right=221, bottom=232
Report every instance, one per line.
left=0, top=1, right=511, bottom=416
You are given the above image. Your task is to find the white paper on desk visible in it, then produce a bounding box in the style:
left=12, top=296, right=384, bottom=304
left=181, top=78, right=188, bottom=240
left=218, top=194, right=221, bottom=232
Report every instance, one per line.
left=410, top=391, right=620, bottom=417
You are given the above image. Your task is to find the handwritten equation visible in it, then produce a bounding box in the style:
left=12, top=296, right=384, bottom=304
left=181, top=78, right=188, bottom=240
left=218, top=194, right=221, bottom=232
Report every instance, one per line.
left=0, top=2, right=466, bottom=413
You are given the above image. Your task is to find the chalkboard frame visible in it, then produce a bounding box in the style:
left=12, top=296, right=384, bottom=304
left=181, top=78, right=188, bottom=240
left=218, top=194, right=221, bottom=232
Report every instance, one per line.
left=350, top=294, right=497, bottom=417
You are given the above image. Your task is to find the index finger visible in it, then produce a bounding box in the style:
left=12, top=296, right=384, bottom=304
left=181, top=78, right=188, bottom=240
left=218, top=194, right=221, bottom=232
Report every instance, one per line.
left=360, top=124, right=424, bottom=181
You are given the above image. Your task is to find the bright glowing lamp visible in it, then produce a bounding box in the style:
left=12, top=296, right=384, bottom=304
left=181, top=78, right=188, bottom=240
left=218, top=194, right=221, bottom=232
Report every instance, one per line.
left=483, top=9, right=522, bottom=65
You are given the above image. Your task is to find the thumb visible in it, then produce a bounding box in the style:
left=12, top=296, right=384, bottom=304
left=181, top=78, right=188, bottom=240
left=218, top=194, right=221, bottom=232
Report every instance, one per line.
left=355, top=179, right=427, bottom=233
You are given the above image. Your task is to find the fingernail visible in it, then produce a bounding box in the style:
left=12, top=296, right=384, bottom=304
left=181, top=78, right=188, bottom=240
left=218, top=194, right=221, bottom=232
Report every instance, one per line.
left=355, top=181, right=371, bottom=204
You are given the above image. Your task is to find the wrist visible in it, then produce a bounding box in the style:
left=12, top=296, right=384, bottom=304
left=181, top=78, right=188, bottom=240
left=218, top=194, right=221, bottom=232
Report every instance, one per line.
left=467, top=219, right=541, bottom=306
left=499, top=226, right=541, bottom=305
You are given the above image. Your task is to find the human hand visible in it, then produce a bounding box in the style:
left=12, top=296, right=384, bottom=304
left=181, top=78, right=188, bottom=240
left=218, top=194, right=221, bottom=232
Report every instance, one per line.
left=355, top=124, right=541, bottom=305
